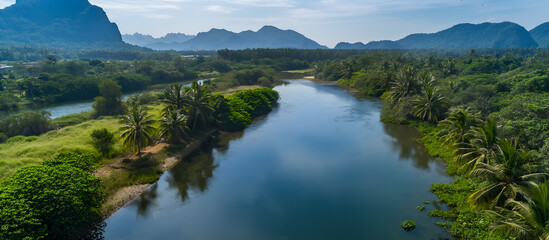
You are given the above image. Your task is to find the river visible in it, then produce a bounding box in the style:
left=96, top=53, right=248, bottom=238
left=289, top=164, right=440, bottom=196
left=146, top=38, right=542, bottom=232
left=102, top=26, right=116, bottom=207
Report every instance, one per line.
left=101, top=79, right=452, bottom=240
left=4, top=80, right=204, bottom=119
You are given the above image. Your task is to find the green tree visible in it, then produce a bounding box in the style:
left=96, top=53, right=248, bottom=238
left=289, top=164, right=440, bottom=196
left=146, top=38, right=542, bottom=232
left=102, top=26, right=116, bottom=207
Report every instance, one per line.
left=456, top=118, right=500, bottom=173
left=468, top=138, right=545, bottom=209
left=0, top=156, right=103, bottom=240
left=91, top=128, right=116, bottom=157
left=439, top=108, right=479, bottom=145
left=488, top=181, right=549, bottom=240
left=412, top=85, right=446, bottom=123
left=93, top=80, right=125, bottom=117
left=120, top=105, right=156, bottom=156
left=162, top=84, right=186, bottom=112
left=159, top=109, right=190, bottom=144
left=183, top=82, right=214, bottom=131
left=388, top=67, right=419, bottom=106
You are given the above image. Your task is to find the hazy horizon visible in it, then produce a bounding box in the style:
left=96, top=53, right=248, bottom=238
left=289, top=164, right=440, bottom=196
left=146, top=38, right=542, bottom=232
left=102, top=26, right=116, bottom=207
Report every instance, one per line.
left=1, top=0, right=548, bottom=47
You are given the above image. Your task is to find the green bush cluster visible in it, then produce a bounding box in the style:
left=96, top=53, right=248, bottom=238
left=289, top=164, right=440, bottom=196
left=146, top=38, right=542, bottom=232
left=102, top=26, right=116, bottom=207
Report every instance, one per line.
left=0, top=153, right=103, bottom=240
left=215, top=88, right=280, bottom=131
left=0, top=111, right=51, bottom=138
left=400, top=220, right=416, bottom=231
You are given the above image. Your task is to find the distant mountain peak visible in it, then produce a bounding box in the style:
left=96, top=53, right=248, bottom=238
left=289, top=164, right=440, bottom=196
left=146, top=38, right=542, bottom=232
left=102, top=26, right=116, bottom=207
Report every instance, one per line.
left=0, top=0, right=122, bottom=45
left=530, top=22, right=549, bottom=48
left=127, top=25, right=327, bottom=51
left=335, top=21, right=537, bottom=50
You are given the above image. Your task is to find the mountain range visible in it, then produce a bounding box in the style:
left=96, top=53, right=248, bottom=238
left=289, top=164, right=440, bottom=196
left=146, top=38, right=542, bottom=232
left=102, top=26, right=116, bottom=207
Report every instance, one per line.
left=1, top=0, right=549, bottom=50
left=124, top=26, right=328, bottom=51
left=335, top=22, right=539, bottom=49
left=0, top=0, right=122, bottom=45
left=122, top=33, right=195, bottom=50
left=530, top=23, right=549, bottom=48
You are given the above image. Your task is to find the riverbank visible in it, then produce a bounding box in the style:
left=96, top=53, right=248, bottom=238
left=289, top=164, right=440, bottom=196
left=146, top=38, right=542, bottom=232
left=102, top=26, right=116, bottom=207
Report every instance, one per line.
left=99, top=130, right=216, bottom=219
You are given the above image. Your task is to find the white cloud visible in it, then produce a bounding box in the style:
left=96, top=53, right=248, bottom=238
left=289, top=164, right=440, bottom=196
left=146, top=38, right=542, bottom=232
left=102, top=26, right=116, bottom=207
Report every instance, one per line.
left=0, top=1, right=15, bottom=9
left=90, top=0, right=180, bottom=12
left=223, top=0, right=294, bottom=8
left=206, top=5, right=233, bottom=14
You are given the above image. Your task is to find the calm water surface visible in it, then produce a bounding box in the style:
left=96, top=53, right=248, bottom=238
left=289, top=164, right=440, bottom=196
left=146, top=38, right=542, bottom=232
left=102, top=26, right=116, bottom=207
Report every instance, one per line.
left=5, top=80, right=205, bottom=119
left=103, top=80, right=452, bottom=240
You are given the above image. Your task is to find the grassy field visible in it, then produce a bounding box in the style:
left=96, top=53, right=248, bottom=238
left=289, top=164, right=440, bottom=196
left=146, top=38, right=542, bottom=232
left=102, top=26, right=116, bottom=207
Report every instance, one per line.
left=0, top=117, right=122, bottom=180
left=0, top=103, right=165, bottom=181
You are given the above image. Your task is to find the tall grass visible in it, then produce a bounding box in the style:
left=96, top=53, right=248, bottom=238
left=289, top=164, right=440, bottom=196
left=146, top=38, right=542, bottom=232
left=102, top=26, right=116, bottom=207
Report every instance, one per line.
left=0, top=117, right=123, bottom=180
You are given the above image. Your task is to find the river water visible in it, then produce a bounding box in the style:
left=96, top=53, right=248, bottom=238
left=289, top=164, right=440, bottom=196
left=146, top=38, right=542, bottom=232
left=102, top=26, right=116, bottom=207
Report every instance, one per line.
left=4, top=80, right=203, bottom=119
left=102, top=80, right=452, bottom=240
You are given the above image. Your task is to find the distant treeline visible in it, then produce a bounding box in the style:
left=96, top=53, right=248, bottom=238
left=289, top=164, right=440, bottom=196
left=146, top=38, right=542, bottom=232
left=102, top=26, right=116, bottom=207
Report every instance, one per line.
left=218, top=48, right=546, bottom=62
left=0, top=45, right=217, bottom=62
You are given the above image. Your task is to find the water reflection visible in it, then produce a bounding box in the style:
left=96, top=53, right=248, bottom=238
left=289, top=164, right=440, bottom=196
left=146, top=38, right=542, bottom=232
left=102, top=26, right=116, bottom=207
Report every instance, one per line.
left=383, top=123, right=433, bottom=169
left=383, top=123, right=448, bottom=175
left=134, top=184, right=158, bottom=217
left=167, top=150, right=218, bottom=202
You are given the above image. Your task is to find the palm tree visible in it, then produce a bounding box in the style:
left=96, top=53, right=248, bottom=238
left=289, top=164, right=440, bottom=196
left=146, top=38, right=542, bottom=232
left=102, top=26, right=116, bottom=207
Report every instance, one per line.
left=162, top=84, right=186, bottom=112
left=412, top=85, right=446, bottom=123
left=159, top=109, right=190, bottom=144
left=488, top=181, right=549, bottom=240
left=455, top=118, right=500, bottom=173
left=183, top=82, right=214, bottom=131
left=439, top=108, right=479, bottom=145
left=468, top=138, right=545, bottom=209
left=119, top=105, right=156, bottom=156
left=388, top=67, right=419, bottom=106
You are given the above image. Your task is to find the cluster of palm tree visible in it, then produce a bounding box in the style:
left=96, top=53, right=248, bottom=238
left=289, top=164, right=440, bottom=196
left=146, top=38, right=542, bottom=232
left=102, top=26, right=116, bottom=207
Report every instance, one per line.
left=119, top=82, right=214, bottom=155
left=388, top=68, right=447, bottom=123
left=440, top=109, right=549, bottom=239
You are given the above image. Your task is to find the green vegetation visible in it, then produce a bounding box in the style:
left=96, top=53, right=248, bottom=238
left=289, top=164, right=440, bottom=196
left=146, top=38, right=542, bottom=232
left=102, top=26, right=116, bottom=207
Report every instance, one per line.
left=119, top=105, right=156, bottom=156
left=400, top=220, right=416, bottom=231
left=93, top=80, right=125, bottom=117
left=0, top=117, right=122, bottom=180
left=91, top=128, right=116, bottom=157
left=215, top=88, right=280, bottom=131
left=0, top=153, right=103, bottom=240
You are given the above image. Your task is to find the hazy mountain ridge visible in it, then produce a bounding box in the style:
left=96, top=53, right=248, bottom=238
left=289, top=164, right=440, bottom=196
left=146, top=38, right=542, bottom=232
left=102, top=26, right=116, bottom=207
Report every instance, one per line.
left=530, top=22, right=549, bottom=48
left=122, top=33, right=195, bottom=50
left=131, top=26, right=328, bottom=51
left=0, top=0, right=122, bottom=45
left=335, top=22, right=539, bottom=50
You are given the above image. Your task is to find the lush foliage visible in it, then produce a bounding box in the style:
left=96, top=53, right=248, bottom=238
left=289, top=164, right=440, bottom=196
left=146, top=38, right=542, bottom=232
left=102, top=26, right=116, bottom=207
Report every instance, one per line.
left=0, top=111, right=51, bottom=140
left=0, top=153, right=103, bottom=240
left=215, top=88, right=280, bottom=131
left=91, top=128, right=116, bottom=157
left=93, top=80, right=125, bottom=117
left=119, top=105, right=156, bottom=155
left=400, top=220, right=416, bottom=231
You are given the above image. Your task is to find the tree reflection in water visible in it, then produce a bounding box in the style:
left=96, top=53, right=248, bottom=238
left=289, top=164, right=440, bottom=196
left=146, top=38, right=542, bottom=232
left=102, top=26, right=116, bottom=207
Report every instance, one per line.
left=383, top=123, right=442, bottom=172
left=167, top=150, right=218, bottom=202
left=134, top=184, right=158, bottom=217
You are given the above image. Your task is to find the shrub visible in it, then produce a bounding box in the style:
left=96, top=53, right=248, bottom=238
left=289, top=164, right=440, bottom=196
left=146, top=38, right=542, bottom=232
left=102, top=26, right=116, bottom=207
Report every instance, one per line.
left=400, top=220, right=416, bottom=231
left=90, top=128, right=115, bottom=157
left=0, top=155, right=103, bottom=240
left=0, top=133, right=7, bottom=143
left=0, top=111, right=51, bottom=138
left=93, top=80, right=125, bottom=117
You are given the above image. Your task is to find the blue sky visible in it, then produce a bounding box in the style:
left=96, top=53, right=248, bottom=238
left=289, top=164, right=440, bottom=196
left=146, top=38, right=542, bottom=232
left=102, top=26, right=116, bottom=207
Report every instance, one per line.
left=2, top=0, right=549, bottom=47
